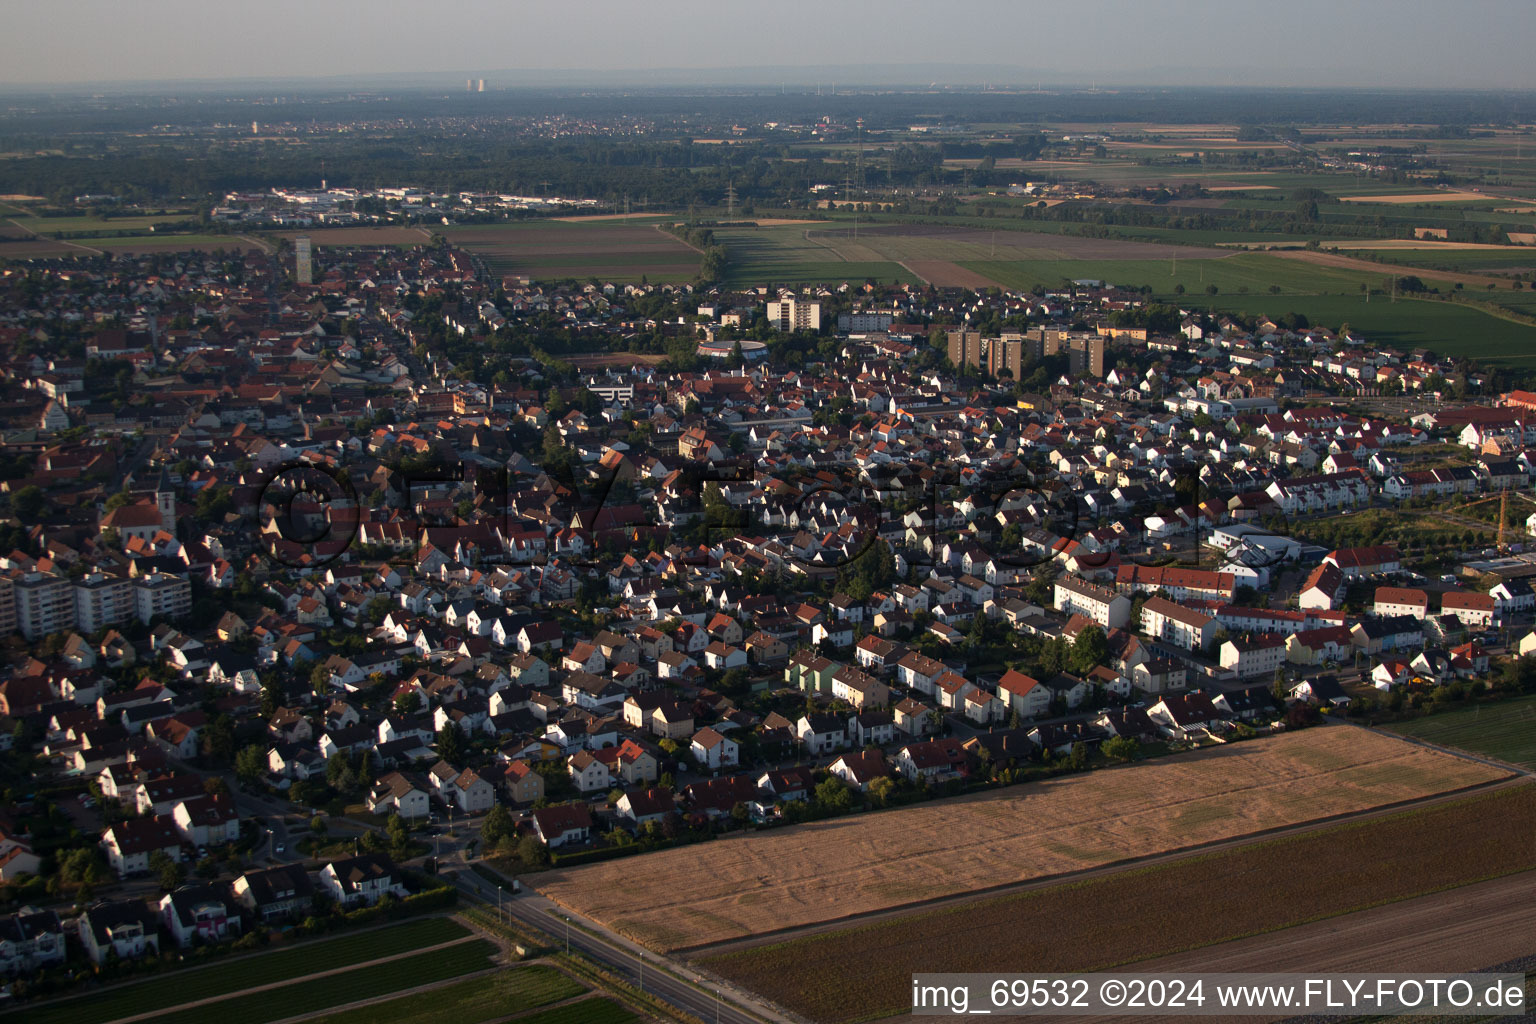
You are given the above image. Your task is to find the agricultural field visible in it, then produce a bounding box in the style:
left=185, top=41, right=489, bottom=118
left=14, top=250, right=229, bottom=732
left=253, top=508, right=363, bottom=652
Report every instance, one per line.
left=77, top=234, right=267, bottom=255
left=1346, top=248, right=1536, bottom=273
left=710, top=223, right=915, bottom=287
left=443, top=220, right=699, bottom=283
left=273, top=226, right=431, bottom=246
left=1387, top=694, right=1536, bottom=768
left=0, top=204, right=199, bottom=236
left=147, top=940, right=499, bottom=1024
left=1193, top=293, right=1536, bottom=362
left=810, top=224, right=1232, bottom=262
left=963, top=250, right=1381, bottom=296
left=504, top=999, right=638, bottom=1024
left=16, top=917, right=470, bottom=1024
left=538, top=728, right=1508, bottom=954
left=699, top=784, right=1536, bottom=1024
left=0, top=238, right=91, bottom=259
left=301, top=964, right=587, bottom=1024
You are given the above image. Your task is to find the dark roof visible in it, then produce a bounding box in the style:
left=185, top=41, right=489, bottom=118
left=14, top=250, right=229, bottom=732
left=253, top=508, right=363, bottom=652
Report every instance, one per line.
left=238, top=863, right=314, bottom=905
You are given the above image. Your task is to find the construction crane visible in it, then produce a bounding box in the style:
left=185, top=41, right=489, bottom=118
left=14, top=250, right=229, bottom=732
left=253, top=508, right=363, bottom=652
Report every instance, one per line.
left=1458, top=489, right=1536, bottom=553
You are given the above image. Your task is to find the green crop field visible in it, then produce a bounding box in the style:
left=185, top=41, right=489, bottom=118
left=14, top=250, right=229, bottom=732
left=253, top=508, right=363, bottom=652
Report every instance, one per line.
left=147, top=940, right=499, bottom=1024
left=1348, top=249, right=1536, bottom=273
left=1186, top=294, right=1536, bottom=361
left=712, top=224, right=915, bottom=287
left=302, top=965, right=586, bottom=1024
left=0, top=211, right=198, bottom=235
left=1387, top=695, right=1536, bottom=768
left=16, top=917, right=469, bottom=1024
left=510, top=997, right=639, bottom=1024
left=444, top=219, right=700, bottom=284
left=962, top=252, right=1382, bottom=295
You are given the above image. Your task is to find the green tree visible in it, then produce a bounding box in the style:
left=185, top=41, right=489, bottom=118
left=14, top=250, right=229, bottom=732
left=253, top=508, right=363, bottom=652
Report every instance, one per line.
left=435, top=725, right=464, bottom=766
left=149, top=850, right=186, bottom=892
left=1069, top=626, right=1108, bottom=675
left=482, top=804, right=514, bottom=846
left=235, top=744, right=267, bottom=785
left=11, top=485, right=45, bottom=521
left=867, top=775, right=896, bottom=807
left=386, top=813, right=409, bottom=851
left=1101, top=736, right=1140, bottom=761
left=260, top=677, right=282, bottom=718
left=393, top=690, right=422, bottom=716
left=310, top=663, right=332, bottom=697
left=518, top=834, right=551, bottom=869
left=814, top=776, right=853, bottom=813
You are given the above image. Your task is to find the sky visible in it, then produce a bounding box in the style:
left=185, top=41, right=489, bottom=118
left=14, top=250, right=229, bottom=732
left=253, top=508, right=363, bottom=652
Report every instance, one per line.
left=2, top=0, right=1533, bottom=90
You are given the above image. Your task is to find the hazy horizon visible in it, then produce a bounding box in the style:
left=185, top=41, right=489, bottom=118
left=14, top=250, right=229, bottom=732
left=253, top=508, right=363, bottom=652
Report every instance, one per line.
left=3, top=0, right=1534, bottom=92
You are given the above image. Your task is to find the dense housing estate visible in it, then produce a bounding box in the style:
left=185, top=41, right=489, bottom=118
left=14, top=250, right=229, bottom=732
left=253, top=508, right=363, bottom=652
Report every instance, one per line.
left=0, top=235, right=1529, bottom=980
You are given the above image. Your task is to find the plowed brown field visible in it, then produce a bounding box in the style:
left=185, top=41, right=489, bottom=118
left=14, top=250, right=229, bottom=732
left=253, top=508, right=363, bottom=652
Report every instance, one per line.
left=538, top=727, right=1508, bottom=953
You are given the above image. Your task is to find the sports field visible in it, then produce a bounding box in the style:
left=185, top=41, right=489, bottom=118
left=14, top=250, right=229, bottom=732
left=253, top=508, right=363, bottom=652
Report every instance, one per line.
left=699, top=784, right=1536, bottom=1024
left=538, top=727, right=1508, bottom=953
left=1386, top=695, right=1536, bottom=768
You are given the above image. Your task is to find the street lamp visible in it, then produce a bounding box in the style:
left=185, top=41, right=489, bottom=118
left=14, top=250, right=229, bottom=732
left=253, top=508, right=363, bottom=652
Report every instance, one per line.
left=497, top=885, right=503, bottom=926
left=565, top=915, right=570, bottom=955
left=716, top=988, right=722, bottom=1024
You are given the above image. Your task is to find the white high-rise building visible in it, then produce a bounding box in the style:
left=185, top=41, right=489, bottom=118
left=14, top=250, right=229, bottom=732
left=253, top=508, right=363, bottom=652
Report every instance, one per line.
left=765, top=297, right=821, bottom=332
left=295, top=236, right=312, bottom=285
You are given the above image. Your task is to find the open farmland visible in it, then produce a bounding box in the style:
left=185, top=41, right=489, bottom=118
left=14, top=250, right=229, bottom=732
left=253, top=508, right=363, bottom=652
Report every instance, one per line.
left=809, top=224, right=1233, bottom=261
left=1194, top=294, right=1536, bottom=362
left=0, top=237, right=95, bottom=258
left=299, top=965, right=588, bottom=1024
left=699, top=784, right=1536, bottom=1024
left=1339, top=190, right=1502, bottom=204
left=15, top=917, right=473, bottom=1024
left=146, top=940, right=499, bottom=1024
left=537, top=728, right=1508, bottom=954
left=711, top=223, right=915, bottom=287
left=444, top=220, right=699, bottom=283
left=80, top=234, right=269, bottom=255
left=713, top=221, right=1237, bottom=288
left=274, top=226, right=431, bottom=246
left=964, top=250, right=1382, bottom=295
left=1387, top=694, right=1536, bottom=768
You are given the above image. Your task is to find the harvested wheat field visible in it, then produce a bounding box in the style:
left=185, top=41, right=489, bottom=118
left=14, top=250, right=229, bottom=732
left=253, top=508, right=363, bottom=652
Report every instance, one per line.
left=1321, top=239, right=1522, bottom=251
left=538, top=728, right=1507, bottom=953
left=1339, top=190, right=1494, bottom=204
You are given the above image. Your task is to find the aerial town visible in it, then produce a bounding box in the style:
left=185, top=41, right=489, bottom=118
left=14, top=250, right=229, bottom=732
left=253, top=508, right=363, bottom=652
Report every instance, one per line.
left=0, top=226, right=1532, bottom=1017
left=0, top=18, right=1534, bottom=1015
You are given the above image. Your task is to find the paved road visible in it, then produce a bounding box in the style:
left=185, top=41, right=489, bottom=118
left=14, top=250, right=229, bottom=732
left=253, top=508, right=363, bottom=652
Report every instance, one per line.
left=449, top=864, right=786, bottom=1024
